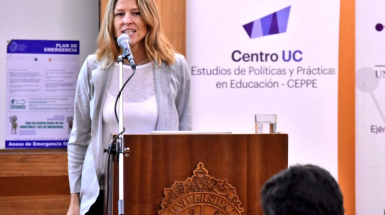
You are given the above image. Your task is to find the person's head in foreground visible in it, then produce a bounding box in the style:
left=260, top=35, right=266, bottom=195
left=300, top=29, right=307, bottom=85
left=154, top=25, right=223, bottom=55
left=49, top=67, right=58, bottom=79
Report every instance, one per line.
left=261, top=164, right=344, bottom=215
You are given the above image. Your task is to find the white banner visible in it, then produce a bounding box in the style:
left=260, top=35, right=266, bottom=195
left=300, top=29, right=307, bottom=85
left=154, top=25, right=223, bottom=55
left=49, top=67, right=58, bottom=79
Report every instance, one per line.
left=356, top=0, right=385, bottom=214
left=187, top=0, right=340, bottom=177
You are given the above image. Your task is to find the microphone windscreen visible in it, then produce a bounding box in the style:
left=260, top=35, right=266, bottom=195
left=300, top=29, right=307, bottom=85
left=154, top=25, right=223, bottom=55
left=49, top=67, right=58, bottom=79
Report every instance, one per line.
left=117, top=34, right=131, bottom=48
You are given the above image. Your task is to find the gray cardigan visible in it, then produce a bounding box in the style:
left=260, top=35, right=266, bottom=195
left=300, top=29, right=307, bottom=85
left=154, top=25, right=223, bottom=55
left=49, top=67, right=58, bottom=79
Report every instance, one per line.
left=67, top=54, right=192, bottom=214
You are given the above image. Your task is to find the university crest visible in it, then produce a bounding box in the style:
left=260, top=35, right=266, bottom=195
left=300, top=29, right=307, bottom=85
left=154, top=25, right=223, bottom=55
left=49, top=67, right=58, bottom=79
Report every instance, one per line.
left=159, top=162, right=244, bottom=215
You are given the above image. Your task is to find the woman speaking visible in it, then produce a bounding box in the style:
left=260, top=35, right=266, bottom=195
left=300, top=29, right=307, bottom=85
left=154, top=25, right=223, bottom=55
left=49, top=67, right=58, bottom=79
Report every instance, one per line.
left=66, top=0, right=192, bottom=214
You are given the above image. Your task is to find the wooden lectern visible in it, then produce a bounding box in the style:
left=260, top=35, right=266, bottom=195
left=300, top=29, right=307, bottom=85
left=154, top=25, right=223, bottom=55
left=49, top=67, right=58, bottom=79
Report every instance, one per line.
left=106, top=134, right=288, bottom=215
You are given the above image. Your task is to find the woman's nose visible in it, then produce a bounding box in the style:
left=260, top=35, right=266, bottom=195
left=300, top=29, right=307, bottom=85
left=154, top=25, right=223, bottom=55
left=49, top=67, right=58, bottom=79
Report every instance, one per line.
left=123, top=14, right=132, bottom=25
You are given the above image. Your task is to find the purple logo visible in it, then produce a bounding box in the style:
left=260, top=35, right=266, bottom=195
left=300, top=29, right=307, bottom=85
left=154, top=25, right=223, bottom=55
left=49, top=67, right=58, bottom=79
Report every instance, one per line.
left=243, top=6, right=291, bottom=39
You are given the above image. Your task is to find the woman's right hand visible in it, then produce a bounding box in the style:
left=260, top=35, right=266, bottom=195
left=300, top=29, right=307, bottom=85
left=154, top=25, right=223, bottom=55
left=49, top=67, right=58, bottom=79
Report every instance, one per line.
left=67, top=193, right=80, bottom=215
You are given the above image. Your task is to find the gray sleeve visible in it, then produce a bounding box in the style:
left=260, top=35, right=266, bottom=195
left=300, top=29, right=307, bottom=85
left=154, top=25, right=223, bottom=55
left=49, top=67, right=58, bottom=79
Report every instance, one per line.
left=173, top=54, right=192, bottom=131
left=67, top=56, right=93, bottom=193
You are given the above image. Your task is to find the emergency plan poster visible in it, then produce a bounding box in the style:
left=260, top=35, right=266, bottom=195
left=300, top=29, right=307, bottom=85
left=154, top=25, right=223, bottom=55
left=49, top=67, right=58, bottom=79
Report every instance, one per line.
left=5, top=40, right=79, bottom=148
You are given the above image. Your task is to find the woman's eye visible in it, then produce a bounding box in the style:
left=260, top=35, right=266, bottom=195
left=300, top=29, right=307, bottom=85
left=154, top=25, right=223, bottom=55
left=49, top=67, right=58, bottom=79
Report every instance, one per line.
left=133, top=12, right=141, bottom=16
left=115, top=12, right=124, bottom=17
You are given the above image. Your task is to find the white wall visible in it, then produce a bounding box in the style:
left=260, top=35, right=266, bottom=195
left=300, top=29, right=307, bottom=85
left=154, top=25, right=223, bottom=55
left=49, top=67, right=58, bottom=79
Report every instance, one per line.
left=0, top=0, right=99, bottom=149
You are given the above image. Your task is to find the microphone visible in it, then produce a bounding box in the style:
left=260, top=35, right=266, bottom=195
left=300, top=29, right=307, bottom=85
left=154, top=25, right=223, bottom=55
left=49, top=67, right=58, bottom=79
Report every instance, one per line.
left=117, top=34, right=136, bottom=70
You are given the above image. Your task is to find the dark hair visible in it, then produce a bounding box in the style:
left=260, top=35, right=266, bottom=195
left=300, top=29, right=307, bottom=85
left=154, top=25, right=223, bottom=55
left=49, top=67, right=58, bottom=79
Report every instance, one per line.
left=261, top=165, right=344, bottom=215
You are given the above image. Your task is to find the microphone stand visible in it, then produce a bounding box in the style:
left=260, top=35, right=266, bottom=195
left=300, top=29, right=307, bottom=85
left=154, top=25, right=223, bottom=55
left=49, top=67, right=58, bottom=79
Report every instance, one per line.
left=117, top=55, right=128, bottom=215
left=106, top=52, right=135, bottom=215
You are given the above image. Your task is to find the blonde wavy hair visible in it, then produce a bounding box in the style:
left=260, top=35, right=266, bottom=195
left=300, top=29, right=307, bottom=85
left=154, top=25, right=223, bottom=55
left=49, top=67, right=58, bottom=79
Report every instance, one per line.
left=96, top=0, right=176, bottom=68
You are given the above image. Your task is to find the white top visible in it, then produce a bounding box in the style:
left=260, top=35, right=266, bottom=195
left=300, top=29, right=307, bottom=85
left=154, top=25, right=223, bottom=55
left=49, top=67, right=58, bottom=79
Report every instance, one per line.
left=102, top=62, right=157, bottom=186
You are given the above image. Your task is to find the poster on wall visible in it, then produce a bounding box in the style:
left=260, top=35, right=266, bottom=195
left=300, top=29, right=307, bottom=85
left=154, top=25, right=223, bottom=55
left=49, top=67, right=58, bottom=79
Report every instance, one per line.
left=186, top=0, right=340, bottom=177
left=356, top=0, right=385, bottom=214
left=5, top=40, right=79, bottom=149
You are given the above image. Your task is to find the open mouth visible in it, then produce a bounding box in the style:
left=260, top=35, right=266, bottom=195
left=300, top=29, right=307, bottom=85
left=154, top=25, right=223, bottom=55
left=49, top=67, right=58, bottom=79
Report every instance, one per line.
left=122, top=29, right=136, bottom=36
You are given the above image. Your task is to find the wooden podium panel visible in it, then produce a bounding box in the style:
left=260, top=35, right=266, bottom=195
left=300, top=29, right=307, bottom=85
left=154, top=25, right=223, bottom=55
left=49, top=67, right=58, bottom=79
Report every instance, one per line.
left=110, top=134, right=288, bottom=215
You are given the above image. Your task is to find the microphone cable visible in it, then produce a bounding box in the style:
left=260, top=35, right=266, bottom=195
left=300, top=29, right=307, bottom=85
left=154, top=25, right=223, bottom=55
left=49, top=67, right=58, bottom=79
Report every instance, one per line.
left=114, top=69, right=136, bottom=124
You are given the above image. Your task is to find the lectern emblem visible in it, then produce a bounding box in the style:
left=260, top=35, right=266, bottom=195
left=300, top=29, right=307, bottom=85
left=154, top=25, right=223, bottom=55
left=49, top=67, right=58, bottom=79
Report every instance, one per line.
left=159, top=162, right=244, bottom=215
